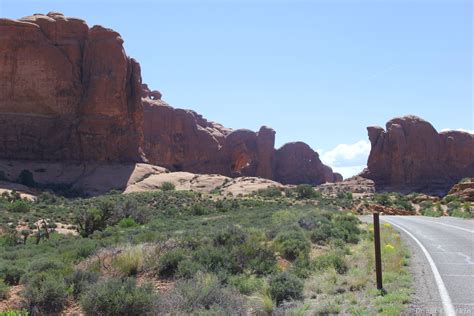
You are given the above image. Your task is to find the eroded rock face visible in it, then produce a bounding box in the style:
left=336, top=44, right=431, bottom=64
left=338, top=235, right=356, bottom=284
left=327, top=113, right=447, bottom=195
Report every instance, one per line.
left=142, top=97, right=338, bottom=185
left=274, top=142, right=340, bottom=185
left=0, top=13, right=144, bottom=162
left=361, top=116, right=474, bottom=195
left=447, top=178, right=474, bottom=202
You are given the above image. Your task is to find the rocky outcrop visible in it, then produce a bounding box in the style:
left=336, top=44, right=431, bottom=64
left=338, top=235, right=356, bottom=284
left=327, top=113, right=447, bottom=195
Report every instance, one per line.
left=0, top=12, right=144, bottom=162
left=447, top=178, right=474, bottom=202
left=142, top=97, right=339, bottom=185
left=274, top=142, right=340, bottom=185
left=361, top=116, right=474, bottom=195
left=0, top=12, right=339, bottom=185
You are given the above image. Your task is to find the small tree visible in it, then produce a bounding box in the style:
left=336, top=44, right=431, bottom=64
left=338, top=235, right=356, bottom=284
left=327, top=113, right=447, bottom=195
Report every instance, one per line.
left=295, top=184, right=318, bottom=199
left=161, top=182, right=176, bottom=191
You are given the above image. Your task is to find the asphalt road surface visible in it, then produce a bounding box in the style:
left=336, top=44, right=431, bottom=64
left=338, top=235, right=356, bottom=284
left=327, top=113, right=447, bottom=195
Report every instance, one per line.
left=382, top=216, right=474, bottom=315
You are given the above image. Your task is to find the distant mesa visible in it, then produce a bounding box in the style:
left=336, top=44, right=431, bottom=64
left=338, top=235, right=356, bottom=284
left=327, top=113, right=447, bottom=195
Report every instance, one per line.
left=360, top=115, right=474, bottom=195
left=0, top=12, right=340, bottom=186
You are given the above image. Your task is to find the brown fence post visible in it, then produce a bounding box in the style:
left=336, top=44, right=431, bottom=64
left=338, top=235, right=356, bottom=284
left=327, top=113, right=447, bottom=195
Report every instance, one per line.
left=373, top=212, right=383, bottom=291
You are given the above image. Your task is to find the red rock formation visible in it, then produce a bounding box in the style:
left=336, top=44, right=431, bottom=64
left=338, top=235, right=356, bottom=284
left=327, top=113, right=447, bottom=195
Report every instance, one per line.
left=447, top=178, right=474, bottom=202
left=273, top=142, right=340, bottom=185
left=0, top=12, right=144, bottom=162
left=142, top=98, right=230, bottom=174
left=361, top=115, right=474, bottom=195
left=142, top=97, right=338, bottom=185
left=0, top=12, right=339, bottom=185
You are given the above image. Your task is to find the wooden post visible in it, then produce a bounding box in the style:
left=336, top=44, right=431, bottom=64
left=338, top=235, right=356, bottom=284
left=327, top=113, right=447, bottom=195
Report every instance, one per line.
left=373, top=212, right=383, bottom=291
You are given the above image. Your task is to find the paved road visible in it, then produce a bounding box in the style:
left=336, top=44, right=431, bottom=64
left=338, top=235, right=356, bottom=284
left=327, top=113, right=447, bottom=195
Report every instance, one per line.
left=382, top=216, right=474, bottom=315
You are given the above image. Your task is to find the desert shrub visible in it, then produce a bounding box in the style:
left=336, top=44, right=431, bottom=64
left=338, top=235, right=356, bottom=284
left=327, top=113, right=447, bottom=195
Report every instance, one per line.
left=0, top=309, right=28, bottom=316
left=75, top=203, right=115, bottom=237
left=111, top=246, right=143, bottom=276
left=272, top=209, right=298, bottom=227
left=158, top=272, right=245, bottom=314
left=157, top=248, right=188, bottom=278
left=118, top=217, right=139, bottom=228
left=0, top=266, right=24, bottom=285
left=295, top=184, right=320, bottom=199
left=232, top=238, right=277, bottom=275
left=332, top=214, right=361, bottom=243
left=191, top=203, right=208, bottom=215
left=310, top=224, right=333, bottom=245
left=65, top=270, right=99, bottom=299
left=0, top=279, right=9, bottom=300
left=176, top=259, right=204, bottom=279
left=23, top=273, right=68, bottom=313
left=313, top=251, right=348, bottom=274
left=81, top=278, right=157, bottom=316
left=8, top=200, right=30, bottom=213
left=269, top=272, right=304, bottom=305
left=161, top=182, right=175, bottom=191
left=213, top=225, right=247, bottom=247
left=257, top=186, right=282, bottom=198
left=374, top=193, right=392, bottom=206
left=291, top=254, right=313, bottom=279
left=193, top=245, right=234, bottom=276
left=17, top=170, right=36, bottom=187
left=274, top=229, right=310, bottom=261
left=116, top=199, right=151, bottom=224
left=26, top=258, right=65, bottom=275
left=228, top=274, right=264, bottom=295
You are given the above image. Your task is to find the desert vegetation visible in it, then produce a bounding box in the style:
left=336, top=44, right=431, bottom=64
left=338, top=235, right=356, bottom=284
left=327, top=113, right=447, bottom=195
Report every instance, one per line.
left=0, top=185, right=413, bottom=315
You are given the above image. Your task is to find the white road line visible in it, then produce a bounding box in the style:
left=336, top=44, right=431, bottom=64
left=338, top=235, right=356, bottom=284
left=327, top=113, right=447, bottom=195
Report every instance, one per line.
left=411, top=218, right=474, bottom=234
left=383, top=218, right=457, bottom=316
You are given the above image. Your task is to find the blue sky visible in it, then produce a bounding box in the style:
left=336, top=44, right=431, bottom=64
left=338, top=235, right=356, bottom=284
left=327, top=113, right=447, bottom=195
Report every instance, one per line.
left=1, top=0, right=472, bottom=178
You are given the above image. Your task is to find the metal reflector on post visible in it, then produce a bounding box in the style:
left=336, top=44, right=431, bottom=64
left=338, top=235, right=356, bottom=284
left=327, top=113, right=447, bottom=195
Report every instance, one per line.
left=373, top=212, right=383, bottom=291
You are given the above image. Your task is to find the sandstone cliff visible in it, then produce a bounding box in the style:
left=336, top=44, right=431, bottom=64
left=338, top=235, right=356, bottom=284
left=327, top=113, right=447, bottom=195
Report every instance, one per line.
left=361, top=115, right=474, bottom=195
left=142, top=96, right=339, bottom=185
left=0, top=12, right=144, bottom=162
left=0, top=12, right=340, bottom=186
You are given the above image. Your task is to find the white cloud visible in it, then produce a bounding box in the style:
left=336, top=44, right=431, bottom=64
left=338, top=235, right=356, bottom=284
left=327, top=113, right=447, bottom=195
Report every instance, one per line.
left=320, top=140, right=371, bottom=179
left=440, top=128, right=474, bottom=134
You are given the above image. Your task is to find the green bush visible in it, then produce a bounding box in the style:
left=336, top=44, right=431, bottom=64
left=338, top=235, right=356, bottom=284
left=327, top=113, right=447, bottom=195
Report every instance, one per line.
left=161, top=182, right=176, bottom=191
left=274, top=229, right=310, bottom=261
left=0, top=279, right=9, bottom=300
left=295, top=184, right=319, bottom=199
left=118, top=217, right=139, bottom=228
left=8, top=200, right=30, bottom=213
left=65, top=270, right=99, bottom=299
left=158, top=248, right=188, bottom=278
left=81, top=278, right=157, bottom=316
left=176, top=259, right=204, bottom=279
left=310, top=224, right=333, bottom=245
left=269, top=272, right=304, bottom=305
left=232, top=238, right=277, bottom=275
left=193, top=245, right=234, bottom=276
left=191, top=203, right=208, bottom=215
left=313, top=251, right=348, bottom=274
left=257, top=186, right=282, bottom=198
left=213, top=225, right=248, bottom=247
left=0, top=266, right=24, bottom=285
left=23, top=273, right=68, bottom=313
left=111, top=246, right=143, bottom=276
left=158, top=272, right=245, bottom=314
left=228, top=274, right=264, bottom=295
